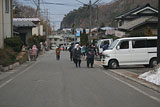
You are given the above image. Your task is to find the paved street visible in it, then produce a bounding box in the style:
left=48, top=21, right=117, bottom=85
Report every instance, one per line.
left=0, top=50, right=160, bottom=107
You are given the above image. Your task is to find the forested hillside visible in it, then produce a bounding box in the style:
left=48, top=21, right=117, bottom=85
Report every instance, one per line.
left=60, top=0, right=158, bottom=29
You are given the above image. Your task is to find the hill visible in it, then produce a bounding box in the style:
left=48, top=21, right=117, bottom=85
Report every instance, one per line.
left=60, top=0, right=158, bottom=29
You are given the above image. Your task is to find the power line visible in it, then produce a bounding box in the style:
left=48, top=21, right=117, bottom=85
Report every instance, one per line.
left=31, top=0, right=38, bottom=7
left=41, top=0, right=46, bottom=9
left=49, top=13, right=65, bottom=15
left=74, top=0, right=101, bottom=44
left=41, top=2, right=81, bottom=7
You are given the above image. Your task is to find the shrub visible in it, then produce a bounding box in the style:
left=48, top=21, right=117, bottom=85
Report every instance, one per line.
left=0, top=48, right=17, bottom=67
left=27, top=35, right=45, bottom=50
left=4, top=36, right=23, bottom=52
left=39, top=36, right=46, bottom=42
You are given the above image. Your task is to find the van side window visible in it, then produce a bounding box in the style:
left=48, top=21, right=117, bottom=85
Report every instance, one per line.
left=132, top=40, right=146, bottom=48
left=147, top=40, right=157, bottom=47
left=120, top=41, right=129, bottom=49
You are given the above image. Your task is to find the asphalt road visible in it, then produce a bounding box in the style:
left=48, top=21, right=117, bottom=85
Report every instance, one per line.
left=0, top=50, right=160, bottom=107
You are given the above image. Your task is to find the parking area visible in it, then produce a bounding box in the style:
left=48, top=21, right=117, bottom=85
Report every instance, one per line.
left=95, top=60, right=153, bottom=75
left=114, top=65, right=153, bottom=75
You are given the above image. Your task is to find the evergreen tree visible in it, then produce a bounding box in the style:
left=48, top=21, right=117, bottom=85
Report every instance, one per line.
left=80, top=29, right=88, bottom=45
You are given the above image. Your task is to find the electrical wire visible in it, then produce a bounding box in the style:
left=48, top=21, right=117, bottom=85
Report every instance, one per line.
left=41, top=1, right=81, bottom=7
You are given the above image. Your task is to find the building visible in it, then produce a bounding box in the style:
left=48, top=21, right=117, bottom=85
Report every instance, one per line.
left=13, top=18, right=43, bottom=36
left=13, top=19, right=36, bottom=45
left=48, top=35, right=64, bottom=46
left=115, top=3, right=158, bottom=37
left=0, top=0, right=12, bottom=48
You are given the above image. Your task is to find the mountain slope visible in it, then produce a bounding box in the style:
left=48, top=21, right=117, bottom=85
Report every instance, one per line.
left=60, top=0, right=158, bottom=29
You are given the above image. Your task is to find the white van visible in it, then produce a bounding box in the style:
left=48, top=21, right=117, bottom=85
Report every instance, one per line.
left=101, top=37, right=157, bottom=69
left=96, top=39, right=113, bottom=56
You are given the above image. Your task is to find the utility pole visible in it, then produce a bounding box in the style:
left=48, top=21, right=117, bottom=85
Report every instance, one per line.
left=96, top=5, right=99, bottom=40
left=157, top=0, right=160, bottom=64
left=89, top=0, right=92, bottom=44
left=37, top=0, right=40, bottom=17
left=37, top=0, right=41, bottom=36
left=46, top=9, right=49, bottom=37
left=75, top=0, right=100, bottom=44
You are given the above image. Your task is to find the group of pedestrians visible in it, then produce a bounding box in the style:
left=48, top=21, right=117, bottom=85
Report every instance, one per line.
left=28, top=45, right=38, bottom=61
left=55, top=43, right=96, bottom=68
left=68, top=43, right=96, bottom=68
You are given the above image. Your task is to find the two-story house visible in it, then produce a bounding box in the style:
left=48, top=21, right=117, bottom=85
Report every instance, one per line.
left=115, top=3, right=158, bottom=37
left=0, top=0, right=12, bottom=48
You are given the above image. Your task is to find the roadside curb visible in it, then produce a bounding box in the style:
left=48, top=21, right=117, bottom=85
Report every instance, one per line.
left=95, top=61, right=160, bottom=93
left=0, top=62, right=20, bottom=72
left=110, top=69, right=160, bottom=93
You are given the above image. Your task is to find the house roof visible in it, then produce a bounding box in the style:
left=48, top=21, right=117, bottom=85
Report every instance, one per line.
left=118, top=16, right=157, bottom=31
left=116, top=4, right=158, bottom=20
left=13, top=18, right=40, bottom=22
left=13, top=20, right=36, bottom=27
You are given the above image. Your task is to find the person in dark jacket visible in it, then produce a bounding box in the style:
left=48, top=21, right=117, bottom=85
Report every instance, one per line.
left=68, top=43, right=74, bottom=61
left=86, top=44, right=96, bottom=68
left=102, top=41, right=109, bottom=51
left=73, top=44, right=81, bottom=67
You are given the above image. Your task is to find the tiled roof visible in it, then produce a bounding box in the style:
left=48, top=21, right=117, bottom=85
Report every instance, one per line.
left=118, top=16, right=157, bottom=31
left=13, top=20, right=36, bottom=27
left=116, top=4, right=158, bottom=19
left=13, top=18, right=40, bottom=22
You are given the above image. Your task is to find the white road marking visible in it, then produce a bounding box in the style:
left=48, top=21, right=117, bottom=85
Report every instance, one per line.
left=0, top=60, right=39, bottom=89
left=95, top=62, right=160, bottom=102
left=0, top=79, right=13, bottom=88
left=102, top=70, right=160, bottom=103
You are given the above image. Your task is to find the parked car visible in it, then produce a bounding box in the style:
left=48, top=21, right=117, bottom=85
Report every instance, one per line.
left=101, top=37, right=157, bottom=69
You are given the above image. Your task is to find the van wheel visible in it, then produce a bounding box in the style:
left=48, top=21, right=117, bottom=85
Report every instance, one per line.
left=150, top=58, right=157, bottom=68
left=109, top=60, right=118, bottom=69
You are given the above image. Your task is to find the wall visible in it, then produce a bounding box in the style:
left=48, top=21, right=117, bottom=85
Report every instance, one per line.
left=32, top=25, right=43, bottom=36
left=3, top=0, right=12, bottom=38
left=0, top=0, right=4, bottom=48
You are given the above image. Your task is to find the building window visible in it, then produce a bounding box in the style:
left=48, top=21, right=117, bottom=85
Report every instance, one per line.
left=5, top=0, right=9, bottom=13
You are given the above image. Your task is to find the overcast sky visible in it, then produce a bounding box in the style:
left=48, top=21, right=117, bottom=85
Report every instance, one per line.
left=20, top=0, right=113, bottom=30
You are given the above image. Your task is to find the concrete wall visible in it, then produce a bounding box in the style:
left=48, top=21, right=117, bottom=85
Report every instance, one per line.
left=3, top=0, right=12, bottom=38
left=32, top=25, right=43, bottom=36
left=0, top=0, right=12, bottom=48
left=0, top=0, right=4, bottom=48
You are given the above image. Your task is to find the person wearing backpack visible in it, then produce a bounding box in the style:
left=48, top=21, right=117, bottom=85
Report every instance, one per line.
left=86, top=44, right=96, bottom=68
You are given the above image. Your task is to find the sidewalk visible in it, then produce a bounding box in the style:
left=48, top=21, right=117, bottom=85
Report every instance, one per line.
left=95, top=61, right=160, bottom=93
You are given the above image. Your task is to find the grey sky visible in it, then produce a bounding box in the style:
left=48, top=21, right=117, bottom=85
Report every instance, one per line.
left=20, top=0, right=113, bottom=30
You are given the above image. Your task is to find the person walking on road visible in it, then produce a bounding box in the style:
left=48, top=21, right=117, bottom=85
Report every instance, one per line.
left=68, top=43, right=74, bottom=61
left=32, top=45, right=38, bottom=61
left=73, top=44, right=81, bottom=67
left=81, top=45, right=86, bottom=57
left=86, top=44, right=96, bottom=68
left=56, top=45, right=61, bottom=60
